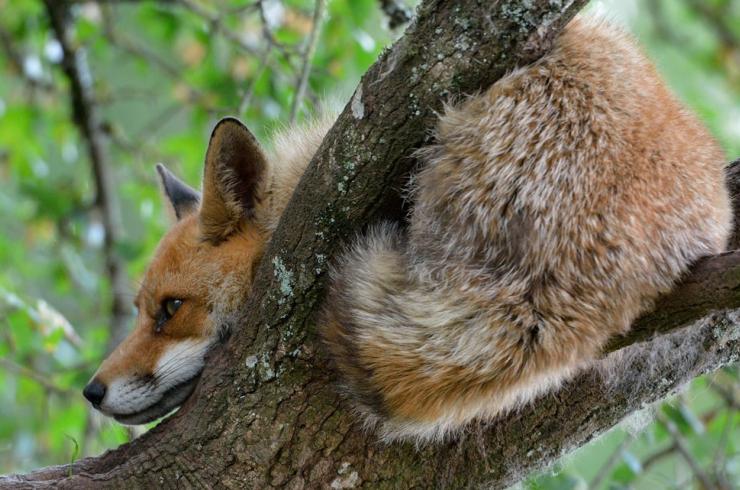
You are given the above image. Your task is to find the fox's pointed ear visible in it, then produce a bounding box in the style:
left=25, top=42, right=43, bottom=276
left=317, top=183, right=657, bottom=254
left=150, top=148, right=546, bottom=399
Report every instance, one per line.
left=156, top=163, right=201, bottom=221
left=200, top=117, right=267, bottom=243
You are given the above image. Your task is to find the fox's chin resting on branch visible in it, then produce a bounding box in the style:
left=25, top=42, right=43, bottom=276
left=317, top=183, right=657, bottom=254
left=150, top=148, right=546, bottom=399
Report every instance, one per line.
left=81, top=112, right=334, bottom=427
left=320, top=16, right=731, bottom=443
left=110, top=373, right=201, bottom=425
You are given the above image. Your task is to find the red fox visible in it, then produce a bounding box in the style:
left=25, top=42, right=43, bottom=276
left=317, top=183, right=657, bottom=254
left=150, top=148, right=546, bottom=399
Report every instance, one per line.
left=84, top=17, right=731, bottom=440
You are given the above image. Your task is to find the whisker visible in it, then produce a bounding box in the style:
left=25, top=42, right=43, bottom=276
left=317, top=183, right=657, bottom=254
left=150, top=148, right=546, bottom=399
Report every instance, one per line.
left=154, top=350, right=208, bottom=379
left=150, top=343, right=210, bottom=379
left=154, top=349, right=206, bottom=377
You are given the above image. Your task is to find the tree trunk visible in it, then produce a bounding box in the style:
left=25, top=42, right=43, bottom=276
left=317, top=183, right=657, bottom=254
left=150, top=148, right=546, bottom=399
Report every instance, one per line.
left=3, top=1, right=740, bottom=488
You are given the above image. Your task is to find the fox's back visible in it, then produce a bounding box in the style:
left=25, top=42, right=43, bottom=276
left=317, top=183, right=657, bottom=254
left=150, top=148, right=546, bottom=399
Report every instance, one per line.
left=410, top=17, right=730, bottom=343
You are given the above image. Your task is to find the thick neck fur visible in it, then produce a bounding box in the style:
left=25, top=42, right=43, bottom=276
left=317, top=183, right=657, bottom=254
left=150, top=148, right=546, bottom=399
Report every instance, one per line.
left=255, top=112, right=337, bottom=235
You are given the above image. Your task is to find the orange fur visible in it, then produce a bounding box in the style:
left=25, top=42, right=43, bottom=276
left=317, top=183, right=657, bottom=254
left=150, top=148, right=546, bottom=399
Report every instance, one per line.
left=84, top=108, right=330, bottom=422
left=85, top=119, right=269, bottom=424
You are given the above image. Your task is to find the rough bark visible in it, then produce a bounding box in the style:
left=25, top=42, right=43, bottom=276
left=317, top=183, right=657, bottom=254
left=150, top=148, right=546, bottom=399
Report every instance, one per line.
left=3, top=3, right=739, bottom=489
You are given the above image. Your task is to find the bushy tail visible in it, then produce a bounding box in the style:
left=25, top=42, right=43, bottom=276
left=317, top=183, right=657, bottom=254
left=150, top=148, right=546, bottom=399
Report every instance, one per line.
left=321, top=224, right=586, bottom=443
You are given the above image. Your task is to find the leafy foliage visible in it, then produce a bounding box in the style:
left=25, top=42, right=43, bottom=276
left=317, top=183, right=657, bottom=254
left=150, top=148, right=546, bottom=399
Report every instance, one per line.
left=0, top=0, right=737, bottom=487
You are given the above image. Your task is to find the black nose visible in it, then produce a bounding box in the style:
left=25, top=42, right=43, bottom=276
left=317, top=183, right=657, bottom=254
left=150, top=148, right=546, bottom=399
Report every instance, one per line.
left=83, top=379, right=106, bottom=408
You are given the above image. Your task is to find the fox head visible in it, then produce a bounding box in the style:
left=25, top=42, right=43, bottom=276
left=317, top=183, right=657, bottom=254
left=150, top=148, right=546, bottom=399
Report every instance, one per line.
left=83, top=118, right=270, bottom=424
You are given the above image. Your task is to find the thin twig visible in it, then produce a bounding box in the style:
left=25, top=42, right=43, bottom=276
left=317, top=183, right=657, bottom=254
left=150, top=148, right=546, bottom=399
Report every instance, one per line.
left=101, top=8, right=180, bottom=78
left=686, top=0, right=740, bottom=50
left=289, top=0, right=325, bottom=122
left=709, top=373, right=738, bottom=490
left=175, top=0, right=306, bottom=114
left=708, top=379, right=740, bottom=410
left=657, top=412, right=717, bottom=490
left=237, top=50, right=270, bottom=116
left=589, top=435, right=636, bottom=489
left=712, top=406, right=736, bottom=490
left=0, top=358, right=73, bottom=397
left=99, top=4, right=213, bottom=108
left=256, top=0, right=298, bottom=56
left=175, top=0, right=301, bottom=102
left=133, top=102, right=187, bottom=142
left=177, top=0, right=259, bottom=55
left=645, top=0, right=690, bottom=46
left=641, top=443, right=678, bottom=472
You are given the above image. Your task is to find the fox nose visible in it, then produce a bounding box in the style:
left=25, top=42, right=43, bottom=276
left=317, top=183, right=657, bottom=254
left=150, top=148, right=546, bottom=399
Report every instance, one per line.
left=83, top=379, right=107, bottom=408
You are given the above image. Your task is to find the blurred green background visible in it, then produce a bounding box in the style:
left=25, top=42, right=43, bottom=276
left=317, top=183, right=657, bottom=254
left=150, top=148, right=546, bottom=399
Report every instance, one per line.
left=0, top=0, right=737, bottom=488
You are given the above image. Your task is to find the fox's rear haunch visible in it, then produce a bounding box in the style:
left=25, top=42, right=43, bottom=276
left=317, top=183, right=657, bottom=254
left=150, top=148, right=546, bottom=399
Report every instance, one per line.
left=320, top=16, right=731, bottom=442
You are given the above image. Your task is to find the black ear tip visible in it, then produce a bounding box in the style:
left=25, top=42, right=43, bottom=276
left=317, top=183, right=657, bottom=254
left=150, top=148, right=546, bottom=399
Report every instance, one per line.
left=209, top=117, right=257, bottom=143
left=155, top=163, right=176, bottom=190
left=156, top=163, right=183, bottom=189
left=155, top=162, right=168, bottom=179
left=211, top=117, right=245, bottom=136
left=214, top=116, right=247, bottom=129
left=155, top=163, right=201, bottom=220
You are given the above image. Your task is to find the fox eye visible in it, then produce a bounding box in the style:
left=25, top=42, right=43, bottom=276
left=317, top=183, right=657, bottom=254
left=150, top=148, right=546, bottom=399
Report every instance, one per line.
left=156, top=298, right=183, bottom=332
left=164, top=298, right=183, bottom=317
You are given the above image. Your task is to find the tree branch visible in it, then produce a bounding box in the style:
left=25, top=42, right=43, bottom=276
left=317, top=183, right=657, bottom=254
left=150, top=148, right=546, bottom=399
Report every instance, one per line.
left=605, top=251, right=740, bottom=353
left=0, top=358, right=74, bottom=398
left=289, top=0, right=325, bottom=122
left=44, top=1, right=131, bottom=353
left=657, top=412, right=717, bottom=489
left=175, top=0, right=260, bottom=56
left=604, top=158, right=740, bottom=353
left=98, top=6, right=210, bottom=109
left=4, top=2, right=739, bottom=488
